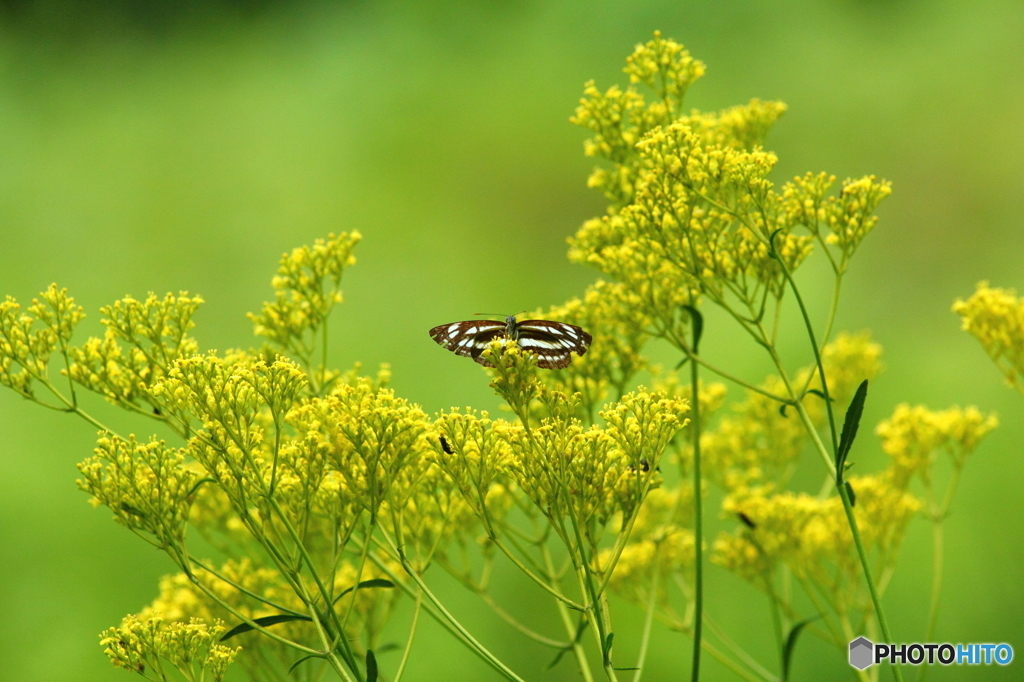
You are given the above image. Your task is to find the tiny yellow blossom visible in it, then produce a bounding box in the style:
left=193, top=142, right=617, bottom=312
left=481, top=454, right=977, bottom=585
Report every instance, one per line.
left=954, top=281, right=1024, bottom=393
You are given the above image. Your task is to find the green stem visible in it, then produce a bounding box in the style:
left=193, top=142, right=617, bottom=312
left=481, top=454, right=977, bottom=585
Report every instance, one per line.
left=440, top=559, right=571, bottom=649
left=541, top=543, right=596, bottom=682
left=764, top=575, right=785, bottom=674
left=392, top=589, right=422, bottom=682
left=559, top=484, right=618, bottom=681
left=36, top=377, right=116, bottom=434
left=187, top=555, right=304, bottom=616
left=631, top=544, right=662, bottom=682
left=837, top=483, right=900, bottom=682
left=768, top=240, right=900, bottom=681
left=917, top=465, right=962, bottom=682
left=915, top=521, right=942, bottom=682
left=689, top=339, right=704, bottom=682
left=375, top=530, right=527, bottom=682
left=489, top=535, right=586, bottom=611
left=183, top=569, right=321, bottom=655
left=665, top=329, right=789, bottom=405
left=702, top=612, right=781, bottom=682
left=291, top=571, right=359, bottom=682
left=267, top=497, right=363, bottom=679
left=796, top=274, right=843, bottom=398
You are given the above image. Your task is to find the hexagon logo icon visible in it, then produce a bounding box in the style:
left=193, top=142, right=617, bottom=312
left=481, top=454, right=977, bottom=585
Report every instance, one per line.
left=849, top=637, right=874, bottom=670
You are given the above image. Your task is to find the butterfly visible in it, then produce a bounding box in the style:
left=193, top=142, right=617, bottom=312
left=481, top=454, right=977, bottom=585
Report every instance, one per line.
left=429, top=315, right=592, bottom=369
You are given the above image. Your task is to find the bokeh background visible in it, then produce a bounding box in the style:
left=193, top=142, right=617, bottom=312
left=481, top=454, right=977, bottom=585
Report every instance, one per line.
left=1, top=1, right=1022, bottom=679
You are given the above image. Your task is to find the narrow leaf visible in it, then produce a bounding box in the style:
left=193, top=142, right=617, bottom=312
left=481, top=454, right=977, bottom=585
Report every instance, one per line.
left=779, top=403, right=789, bottom=418
left=781, top=616, right=821, bottom=680
left=768, top=227, right=786, bottom=254
left=681, top=305, right=704, bottom=353
left=288, top=654, right=325, bottom=674
left=845, top=481, right=856, bottom=507
left=119, top=503, right=146, bottom=518
left=602, top=632, right=615, bottom=659
left=806, top=389, right=834, bottom=403
left=185, top=477, right=216, bottom=499
left=835, top=380, right=869, bottom=483
left=332, top=578, right=396, bottom=605
left=546, top=647, right=571, bottom=670
left=221, top=613, right=312, bottom=641
left=366, top=650, right=378, bottom=682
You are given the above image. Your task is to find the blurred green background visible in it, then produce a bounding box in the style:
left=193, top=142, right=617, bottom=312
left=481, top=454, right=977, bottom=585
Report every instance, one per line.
left=1, top=0, right=1022, bottom=679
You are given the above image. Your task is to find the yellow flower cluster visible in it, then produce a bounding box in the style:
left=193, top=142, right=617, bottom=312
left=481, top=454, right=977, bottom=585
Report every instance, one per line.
left=0, top=284, right=84, bottom=397
left=432, top=408, right=511, bottom=519
left=100, top=614, right=239, bottom=682
left=249, top=231, right=360, bottom=353
left=780, top=172, right=892, bottom=272
left=140, top=557, right=399, bottom=677
left=77, top=435, right=199, bottom=550
left=701, top=332, right=883, bottom=491
left=70, top=292, right=203, bottom=411
left=288, top=377, right=431, bottom=516
left=876, top=403, right=998, bottom=488
left=954, top=281, right=1024, bottom=393
left=600, top=485, right=697, bottom=606
left=714, top=474, right=921, bottom=603
left=568, top=32, right=890, bottom=357
left=436, top=342, right=690, bottom=564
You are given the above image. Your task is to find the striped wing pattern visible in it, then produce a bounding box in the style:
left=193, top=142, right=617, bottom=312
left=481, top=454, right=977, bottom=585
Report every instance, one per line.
left=429, top=318, right=592, bottom=369
left=429, top=320, right=507, bottom=365
left=515, top=320, right=592, bottom=369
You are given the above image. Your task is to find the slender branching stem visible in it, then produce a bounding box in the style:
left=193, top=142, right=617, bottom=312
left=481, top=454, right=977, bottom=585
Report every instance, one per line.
left=541, top=543, right=596, bottom=682
left=375, top=529, right=528, bottom=682
left=631, top=542, right=661, bottom=682
left=392, top=589, right=422, bottom=682
left=689, top=332, right=704, bottom=682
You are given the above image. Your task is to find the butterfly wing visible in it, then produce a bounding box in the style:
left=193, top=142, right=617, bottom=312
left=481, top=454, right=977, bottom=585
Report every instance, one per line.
left=429, top=320, right=507, bottom=366
left=515, top=320, right=593, bottom=369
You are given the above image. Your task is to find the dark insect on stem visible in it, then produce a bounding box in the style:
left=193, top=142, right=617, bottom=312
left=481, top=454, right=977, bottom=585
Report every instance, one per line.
left=738, top=512, right=757, bottom=529
left=439, top=435, right=454, bottom=455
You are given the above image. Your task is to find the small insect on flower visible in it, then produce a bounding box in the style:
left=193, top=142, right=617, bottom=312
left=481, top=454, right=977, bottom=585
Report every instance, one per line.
left=429, top=315, right=592, bottom=369
left=439, top=435, right=454, bottom=455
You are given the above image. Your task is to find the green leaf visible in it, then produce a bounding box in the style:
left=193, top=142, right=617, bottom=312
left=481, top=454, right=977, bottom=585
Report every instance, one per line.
left=185, top=477, right=216, bottom=499
left=545, top=647, right=570, bottom=671
left=546, top=618, right=589, bottom=670
left=221, top=613, right=313, bottom=641
left=806, top=389, right=833, bottom=403
left=366, top=650, right=378, bottom=682
left=767, top=227, right=786, bottom=255
left=845, top=481, right=856, bottom=507
left=288, top=653, right=326, bottom=674
left=602, top=632, right=615, bottom=659
left=681, top=305, right=703, bottom=353
left=781, top=615, right=821, bottom=680
left=835, top=380, right=868, bottom=483
left=779, top=403, right=789, bottom=418
left=332, top=578, right=396, bottom=605
left=119, top=502, right=146, bottom=518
